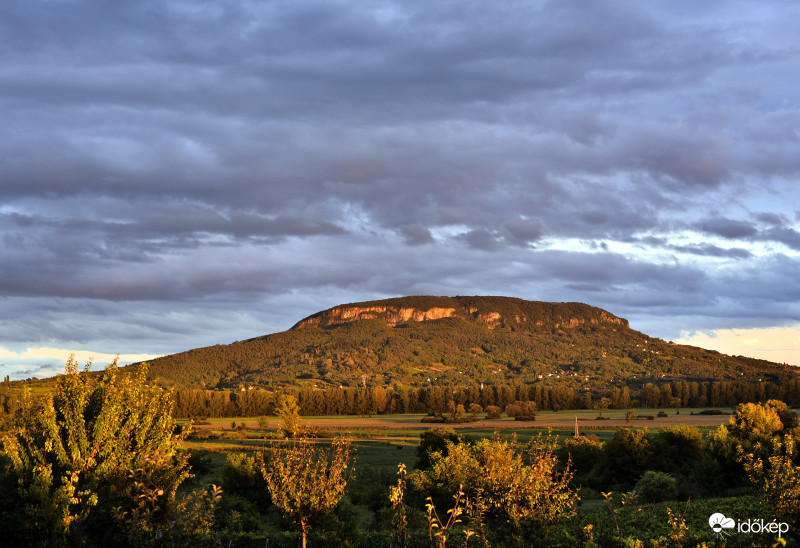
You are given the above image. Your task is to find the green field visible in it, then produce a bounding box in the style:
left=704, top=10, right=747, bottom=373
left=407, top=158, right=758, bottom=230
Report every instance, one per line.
left=181, top=409, right=733, bottom=472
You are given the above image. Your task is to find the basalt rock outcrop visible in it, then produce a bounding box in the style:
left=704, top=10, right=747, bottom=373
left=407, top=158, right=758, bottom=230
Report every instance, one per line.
left=291, top=295, right=629, bottom=331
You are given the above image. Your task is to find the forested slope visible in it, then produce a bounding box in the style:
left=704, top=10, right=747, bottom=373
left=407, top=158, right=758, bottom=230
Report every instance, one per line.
left=136, top=296, right=795, bottom=390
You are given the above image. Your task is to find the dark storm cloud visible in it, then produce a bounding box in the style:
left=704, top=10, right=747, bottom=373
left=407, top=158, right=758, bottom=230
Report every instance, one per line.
left=2, top=0, right=800, bottom=372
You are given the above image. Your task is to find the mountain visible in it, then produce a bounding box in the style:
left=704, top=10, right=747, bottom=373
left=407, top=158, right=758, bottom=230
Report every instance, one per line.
left=139, top=296, right=795, bottom=390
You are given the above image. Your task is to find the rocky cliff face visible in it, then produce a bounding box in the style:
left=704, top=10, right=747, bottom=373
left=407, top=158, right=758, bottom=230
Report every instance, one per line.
left=292, top=305, right=459, bottom=328
left=290, top=296, right=629, bottom=331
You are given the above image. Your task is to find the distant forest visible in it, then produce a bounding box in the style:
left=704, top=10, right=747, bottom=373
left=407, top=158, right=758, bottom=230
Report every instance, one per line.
left=166, top=378, right=800, bottom=419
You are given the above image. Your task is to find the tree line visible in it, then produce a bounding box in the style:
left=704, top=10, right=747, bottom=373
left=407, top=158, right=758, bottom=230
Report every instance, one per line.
left=167, top=378, right=800, bottom=418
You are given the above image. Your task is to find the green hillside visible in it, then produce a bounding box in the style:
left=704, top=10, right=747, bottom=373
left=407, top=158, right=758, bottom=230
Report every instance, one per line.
left=137, top=296, right=795, bottom=390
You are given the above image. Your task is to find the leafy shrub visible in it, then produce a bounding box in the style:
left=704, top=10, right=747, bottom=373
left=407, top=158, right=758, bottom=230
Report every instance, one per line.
left=415, top=427, right=465, bottom=469
left=559, top=435, right=604, bottom=479
left=634, top=471, right=678, bottom=503
left=189, top=429, right=215, bottom=440
left=1, top=357, right=218, bottom=547
left=596, top=428, right=652, bottom=490
left=220, top=430, right=249, bottom=440
left=347, top=466, right=396, bottom=511
left=410, top=433, right=578, bottom=543
left=649, top=425, right=703, bottom=475
left=485, top=405, right=502, bottom=419
left=223, top=452, right=270, bottom=509
left=186, top=449, right=214, bottom=477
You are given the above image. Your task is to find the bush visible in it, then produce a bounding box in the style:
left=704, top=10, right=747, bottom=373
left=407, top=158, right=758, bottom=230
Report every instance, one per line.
left=596, top=428, right=652, bottom=489
left=410, top=433, right=578, bottom=542
left=485, top=405, right=502, bottom=419
left=444, top=415, right=479, bottom=424
left=220, top=430, right=248, bottom=440
left=1, top=357, right=219, bottom=547
left=189, top=429, right=215, bottom=440
left=505, top=403, right=521, bottom=418
left=223, top=452, right=269, bottom=509
left=415, top=427, right=465, bottom=470
left=559, top=435, right=604, bottom=478
left=186, top=450, right=214, bottom=478
left=634, top=471, right=678, bottom=503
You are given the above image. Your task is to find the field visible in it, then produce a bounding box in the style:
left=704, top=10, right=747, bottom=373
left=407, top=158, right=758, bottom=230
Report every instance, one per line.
left=174, top=408, right=793, bottom=547
left=181, top=409, right=732, bottom=471
left=8, top=388, right=793, bottom=547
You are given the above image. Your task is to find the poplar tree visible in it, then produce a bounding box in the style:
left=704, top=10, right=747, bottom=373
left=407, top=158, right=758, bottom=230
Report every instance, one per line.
left=275, top=394, right=302, bottom=437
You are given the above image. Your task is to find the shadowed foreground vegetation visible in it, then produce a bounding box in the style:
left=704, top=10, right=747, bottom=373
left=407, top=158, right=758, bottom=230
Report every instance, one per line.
left=2, top=359, right=800, bottom=547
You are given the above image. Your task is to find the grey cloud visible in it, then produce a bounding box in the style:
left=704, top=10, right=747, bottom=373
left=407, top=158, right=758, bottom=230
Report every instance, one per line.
left=755, top=212, right=786, bottom=226
left=698, top=217, right=758, bottom=239
left=2, top=0, right=800, bottom=375
left=503, top=218, right=545, bottom=246
left=580, top=211, right=610, bottom=226
left=670, top=244, right=751, bottom=259
left=564, top=283, right=607, bottom=292
left=457, top=229, right=504, bottom=251
left=761, top=227, right=800, bottom=251
left=400, top=225, right=434, bottom=246
left=688, top=216, right=800, bottom=251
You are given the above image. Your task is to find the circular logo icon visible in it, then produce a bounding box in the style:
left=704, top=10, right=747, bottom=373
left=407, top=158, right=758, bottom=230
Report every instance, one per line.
left=709, top=513, right=735, bottom=534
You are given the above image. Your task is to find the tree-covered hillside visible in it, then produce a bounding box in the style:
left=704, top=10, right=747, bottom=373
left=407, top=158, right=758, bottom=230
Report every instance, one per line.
left=136, top=296, right=795, bottom=390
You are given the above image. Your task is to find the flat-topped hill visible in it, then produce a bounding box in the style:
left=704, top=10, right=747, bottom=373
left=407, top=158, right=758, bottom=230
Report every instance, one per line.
left=133, top=296, right=794, bottom=390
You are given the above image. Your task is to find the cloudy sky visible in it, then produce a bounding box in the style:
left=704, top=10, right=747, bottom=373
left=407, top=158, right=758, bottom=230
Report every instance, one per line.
left=2, top=0, right=800, bottom=379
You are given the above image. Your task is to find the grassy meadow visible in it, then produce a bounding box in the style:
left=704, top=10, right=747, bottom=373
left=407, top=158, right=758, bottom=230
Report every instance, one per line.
left=180, top=408, right=732, bottom=467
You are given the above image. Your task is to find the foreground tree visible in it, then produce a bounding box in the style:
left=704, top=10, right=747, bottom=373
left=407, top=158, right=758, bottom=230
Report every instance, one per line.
left=260, top=436, right=355, bottom=548
left=411, top=433, right=578, bottom=543
left=742, top=436, right=800, bottom=526
left=275, top=394, right=302, bottom=437
left=732, top=401, right=800, bottom=526
left=1, top=356, right=218, bottom=547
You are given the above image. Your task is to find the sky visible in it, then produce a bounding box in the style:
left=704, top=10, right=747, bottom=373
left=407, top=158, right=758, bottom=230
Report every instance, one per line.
left=2, top=0, right=800, bottom=380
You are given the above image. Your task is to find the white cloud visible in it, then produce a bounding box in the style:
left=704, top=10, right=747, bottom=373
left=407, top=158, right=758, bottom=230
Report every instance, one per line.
left=0, top=347, right=162, bottom=379
left=676, top=325, right=800, bottom=366
left=17, top=348, right=161, bottom=364
left=0, top=347, right=19, bottom=359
